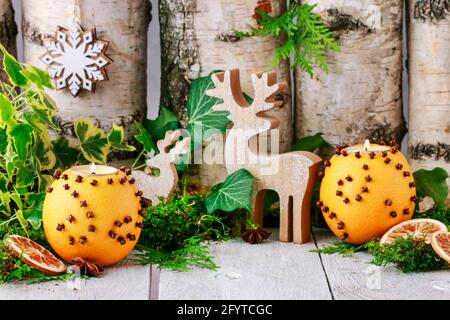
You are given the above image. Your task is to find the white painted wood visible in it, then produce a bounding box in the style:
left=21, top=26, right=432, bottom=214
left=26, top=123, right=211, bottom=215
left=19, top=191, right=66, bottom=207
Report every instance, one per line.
left=40, top=26, right=111, bottom=96
left=314, top=228, right=450, bottom=300
left=159, top=229, right=332, bottom=300
left=0, top=259, right=155, bottom=300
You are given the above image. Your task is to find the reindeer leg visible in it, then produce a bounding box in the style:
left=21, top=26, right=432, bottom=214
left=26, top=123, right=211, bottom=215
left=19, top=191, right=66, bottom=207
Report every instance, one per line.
left=293, top=192, right=310, bottom=244
left=251, top=189, right=265, bottom=227
left=279, top=195, right=293, bottom=242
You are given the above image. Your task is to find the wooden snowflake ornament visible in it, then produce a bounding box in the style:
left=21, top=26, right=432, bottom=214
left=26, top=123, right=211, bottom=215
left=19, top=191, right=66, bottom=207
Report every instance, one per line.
left=40, top=26, right=112, bottom=96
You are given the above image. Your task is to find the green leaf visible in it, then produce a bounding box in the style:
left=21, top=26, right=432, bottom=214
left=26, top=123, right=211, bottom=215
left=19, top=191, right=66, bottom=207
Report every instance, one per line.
left=206, top=169, right=255, bottom=213
left=24, top=201, right=43, bottom=230
left=292, top=133, right=331, bottom=152
left=25, top=91, right=59, bottom=130
left=20, top=65, right=54, bottom=89
left=74, top=118, right=110, bottom=164
left=16, top=209, right=28, bottom=230
left=413, top=168, right=449, bottom=207
left=10, top=193, right=23, bottom=211
left=8, top=123, right=33, bottom=160
left=135, top=122, right=157, bottom=153
left=0, top=93, right=13, bottom=122
left=0, top=44, right=29, bottom=87
left=143, top=106, right=179, bottom=141
left=15, top=161, right=35, bottom=188
left=187, top=73, right=230, bottom=149
left=52, top=136, right=80, bottom=169
left=4, top=142, right=16, bottom=179
left=0, top=176, right=8, bottom=192
left=107, top=124, right=136, bottom=152
left=0, top=126, right=7, bottom=152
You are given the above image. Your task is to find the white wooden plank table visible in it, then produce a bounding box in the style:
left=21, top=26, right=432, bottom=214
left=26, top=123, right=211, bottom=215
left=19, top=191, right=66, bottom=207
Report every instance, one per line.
left=159, top=228, right=450, bottom=300
left=0, top=260, right=159, bottom=300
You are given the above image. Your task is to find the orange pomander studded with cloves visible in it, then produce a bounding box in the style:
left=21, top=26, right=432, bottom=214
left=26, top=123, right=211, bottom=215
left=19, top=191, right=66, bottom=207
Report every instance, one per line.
left=43, top=167, right=146, bottom=266
left=319, top=143, right=416, bottom=244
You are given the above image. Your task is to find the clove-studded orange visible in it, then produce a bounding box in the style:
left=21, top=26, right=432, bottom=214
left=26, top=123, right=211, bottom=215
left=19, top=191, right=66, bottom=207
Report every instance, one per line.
left=319, top=144, right=416, bottom=244
left=43, top=168, right=145, bottom=266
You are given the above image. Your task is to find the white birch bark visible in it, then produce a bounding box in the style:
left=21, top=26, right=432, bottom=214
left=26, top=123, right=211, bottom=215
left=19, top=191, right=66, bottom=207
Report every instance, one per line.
left=21, top=0, right=151, bottom=136
left=0, top=0, right=17, bottom=81
left=407, top=0, right=450, bottom=194
left=295, top=0, right=406, bottom=149
left=160, top=0, right=292, bottom=189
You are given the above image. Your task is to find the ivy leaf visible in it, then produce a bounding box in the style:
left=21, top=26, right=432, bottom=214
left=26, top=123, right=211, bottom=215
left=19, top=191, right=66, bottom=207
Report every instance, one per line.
left=33, top=129, right=56, bottom=170
left=15, top=161, right=35, bottom=188
left=187, top=73, right=230, bottom=149
left=8, top=123, right=33, bottom=160
left=20, top=65, right=54, bottom=89
left=0, top=93, right=13, bottom=122
left=292, top=132, right=331, bottom=152
left=206, top=169, right=255, bottom=213
left=135, top=122, right=157, bottom=153
left=143, top=106, right=179, bottom=141
left=413, top=168, right=449, bottom=207
left=0, top=44, right=29, bottom=88
left=0, top=175, right=8, bottom=192
left=16, top=209, right=28, bottom=230
left=52, top=136, right=80, bottom=169
left=24, top=196, right=44, bottom=230
left=74, top=118, right=110, bottom=164
left=107, top=123, right=136, bottom=152
left=0, top=127, right=7, bottom=152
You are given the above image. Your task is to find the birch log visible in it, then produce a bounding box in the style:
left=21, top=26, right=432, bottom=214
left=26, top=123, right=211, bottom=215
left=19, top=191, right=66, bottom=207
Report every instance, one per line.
left=159, top=0, right=291, bottom=189
left=22, top=0, right=151, bottom=136
left=407, top=0, right=450, bottom=193
left=0, top=0, right=16, bottom=81
left=295, top=0, right=406, bottom=149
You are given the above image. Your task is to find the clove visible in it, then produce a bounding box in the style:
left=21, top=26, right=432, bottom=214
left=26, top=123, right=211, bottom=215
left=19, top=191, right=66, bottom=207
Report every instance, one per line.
left=123, top=216, right=133, bottom=224
left=127, top=234, right=136, bottom=241
left=107, top=178, right=114, bottom=184
left=80, top=200, right=88, bottom=207
left=117, top=236, right=126, bottom=245
left=67, top=215, right=76, bottom=223
left=114, top=220, right=123, bottom=227
left=343, top=198, right=350, bottom=204
left=109, top=231, right=117, bottom=239
left=323, top=206, right=329, bottom=213
left=86, top=211, right=95, bottom=219
left=384, top=158, right=391, bottom=164
left=337, top=222, right=345, bottom=230
left=341, top=232, right=349, bottom=240
left=69, top=236, right=75, bottom=245
left=365, top=175, right=372, bottom=182
left=403, top=171, right=411, bottom=177
left=355, top=195, right=362, bottom=202
left=53, top=169, right=62, bottom=179
left=382, top=152, right=387, bottom=158
left=63, top=183, right=70, bottom=190
left=410, top=195, right=418, bottom=203
left=403, top=208, right=410, bottom=215
left=355, top=152, right=361, bottom=159
left=71, top=190, right=79, bottom=198
left=128, top=177, right=136, bottom=184
left=324, top=160, right=331, bottom=167
left=409, top=182, right=416, bottom=188
left=328, top=212, right=336, bottom=219
left=46, top=186, right=54, bottom=193
left=119, top=176, right=127, bottom=184
left=135, top=221, right=144, bottom=229
left=61, top=174, right=68, bottom=180
left=88, top=225, right=96, bottom=232
left=90, top=179, right=98, bottom=186
left=390, top=211, right=397, bottom=218
left=369, top=152, right=375, bottom=159
left=56, top=223, right=65, bottom=231
left=385, top=199, right=392, bottom=206
left=341, top=150, right=348, bottom=157
left=345, top=175, right=353, bottom=182
left=75, top=175, right=83, bottom=183
left=336, top=190, right=343, bottom=196
left=79, top=236, right=87, bottom=245
left=316, top=200, right=323, bottom=207
left=362, top=164, right=369, bottom=170
left=135, top=190, right=143, bottom=197
left=362, top=186, right=369, bottom=193
left=395, top=163, right=403, bottom=170
left=337, top=179, right=344, bottom=186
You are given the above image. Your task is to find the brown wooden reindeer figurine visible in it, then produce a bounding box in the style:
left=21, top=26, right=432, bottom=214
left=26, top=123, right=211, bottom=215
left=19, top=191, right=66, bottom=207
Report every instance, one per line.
left=132, top=130, right=190, bottom=205
left=207, top=69, right=322, bottom=243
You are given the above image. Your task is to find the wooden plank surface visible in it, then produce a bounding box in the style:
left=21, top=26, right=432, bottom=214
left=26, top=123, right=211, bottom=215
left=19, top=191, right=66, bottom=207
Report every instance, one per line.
left=159, top=230, right=332, bottom=300
left=0, top=261, right=156, bottom=300
left=314, top=228, right=450, bottom=300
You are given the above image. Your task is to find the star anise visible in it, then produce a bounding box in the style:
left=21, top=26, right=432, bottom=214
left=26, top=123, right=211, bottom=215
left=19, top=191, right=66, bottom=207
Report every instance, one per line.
left=71, top=257, right=104, bottom=277
left=240, top=228, right=272, bottom=244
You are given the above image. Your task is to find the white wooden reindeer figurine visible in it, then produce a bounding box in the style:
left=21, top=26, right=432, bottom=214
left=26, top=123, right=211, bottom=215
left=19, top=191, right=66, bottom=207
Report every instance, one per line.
left=207, top=69, right=322, bottom=243
left=132, top=130, right=190, bottom=205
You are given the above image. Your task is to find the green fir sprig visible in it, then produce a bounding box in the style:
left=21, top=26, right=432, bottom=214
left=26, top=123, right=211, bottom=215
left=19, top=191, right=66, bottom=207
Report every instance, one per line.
left=237, top=3, right=339, bottom=76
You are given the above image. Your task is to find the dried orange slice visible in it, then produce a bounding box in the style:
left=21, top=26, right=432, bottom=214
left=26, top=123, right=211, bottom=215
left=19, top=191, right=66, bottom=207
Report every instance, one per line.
left=431, top=231, right=450, bottom=264
left=5, top=235, right=67, bottom=275
left=380, top=219, right=447, bottom=245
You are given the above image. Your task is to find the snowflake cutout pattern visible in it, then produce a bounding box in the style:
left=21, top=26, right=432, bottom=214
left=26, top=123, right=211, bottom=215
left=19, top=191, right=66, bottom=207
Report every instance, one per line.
left=40, top=26, right=112, bottom=96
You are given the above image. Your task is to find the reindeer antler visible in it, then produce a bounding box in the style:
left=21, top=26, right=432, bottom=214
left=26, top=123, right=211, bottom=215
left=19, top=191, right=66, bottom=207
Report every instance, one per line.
left=157, top=130, right=181, bottom=154
left=206, top=69, right=287, bottom=117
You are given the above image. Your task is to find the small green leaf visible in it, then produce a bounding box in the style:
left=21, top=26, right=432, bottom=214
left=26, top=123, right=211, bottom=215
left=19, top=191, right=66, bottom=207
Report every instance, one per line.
left=135, top=122, right=157, bottom=153
left=8, top=123, right=33, bottom=160
left=0, top=175, right=8, bottom=192
left=107, top=123, right=136, bottom=152
left=292, top=133, right=331, bottom=152
left=16, top=209, right=28, bottom=230
left=15, top=161, right=35, bottom=188
left=21, top=65, right=54, bottom=89
left=0, top=44, right=29, bottom=87
left=413, top=168, right=449, bottom=207
left=0, top=93, right=13, bottom=122
left=143, top=106, right=179, bottom=141
left=24, top=201, right=43, bottom=230
left=52, top=136, right=80, bottom=169
left=0, top=126, right=7, bottom=152
left=187, top=73, right=231, bottom=149
left=74, top=118, right=110, bottom=164
left=10, top=193, right=23, bottom=211
left=206, top=169, right=255, bottom=213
